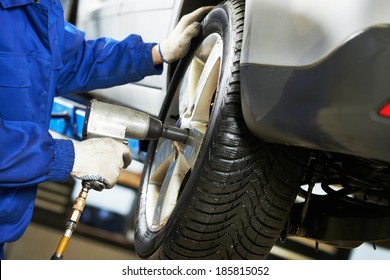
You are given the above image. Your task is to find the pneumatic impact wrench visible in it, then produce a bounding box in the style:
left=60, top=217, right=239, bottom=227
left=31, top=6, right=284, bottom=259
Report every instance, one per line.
left=51, top=99, right=189, bottom=259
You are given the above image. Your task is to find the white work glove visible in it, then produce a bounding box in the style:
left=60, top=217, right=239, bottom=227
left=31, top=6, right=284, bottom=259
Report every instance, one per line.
left=158, top=6, right=214, bottom=63
left=71, top=138, right=132, bottom=189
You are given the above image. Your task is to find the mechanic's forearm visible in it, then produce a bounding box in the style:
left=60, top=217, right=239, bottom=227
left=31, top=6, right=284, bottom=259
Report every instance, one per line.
left=57, top=24, right=163, bottom=95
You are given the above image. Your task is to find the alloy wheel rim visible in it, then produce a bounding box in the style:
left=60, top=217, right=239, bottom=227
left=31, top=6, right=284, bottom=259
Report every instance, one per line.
left=145, top=34, right=223, bottom=232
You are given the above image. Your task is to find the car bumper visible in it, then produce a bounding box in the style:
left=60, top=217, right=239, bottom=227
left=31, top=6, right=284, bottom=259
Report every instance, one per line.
left=241, top=26, right=390, bottom=162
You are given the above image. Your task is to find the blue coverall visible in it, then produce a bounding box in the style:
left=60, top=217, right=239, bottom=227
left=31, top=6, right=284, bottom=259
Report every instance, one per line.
left=0, top=0, right=162, bottom=259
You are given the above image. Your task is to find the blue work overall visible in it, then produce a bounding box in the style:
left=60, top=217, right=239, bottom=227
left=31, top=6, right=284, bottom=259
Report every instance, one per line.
left=0, top=0, right=162, bottom=258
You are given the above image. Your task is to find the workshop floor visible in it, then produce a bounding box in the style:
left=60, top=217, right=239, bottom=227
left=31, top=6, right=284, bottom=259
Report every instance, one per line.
left=4, top=222, right=138, bottom=260
left=5, top=222, right=390, bottom=260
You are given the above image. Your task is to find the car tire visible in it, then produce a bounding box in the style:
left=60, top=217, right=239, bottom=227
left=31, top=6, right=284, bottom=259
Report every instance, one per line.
left=135, top=0, right=310, bottom=259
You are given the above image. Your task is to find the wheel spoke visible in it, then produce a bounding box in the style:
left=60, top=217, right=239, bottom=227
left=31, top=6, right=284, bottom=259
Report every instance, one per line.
left=181, top=37, right=223, bottom=132
left=150, top=139, right=175, bottom=185
left=151, top=146, right=190, bottom=230
left=191, top=41, right=222, bottom=121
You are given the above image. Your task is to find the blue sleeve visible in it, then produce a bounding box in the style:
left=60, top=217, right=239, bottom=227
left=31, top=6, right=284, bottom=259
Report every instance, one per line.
left=56, top=22, right=163, bottom=95
left=0, top=119, right=74, bottom=187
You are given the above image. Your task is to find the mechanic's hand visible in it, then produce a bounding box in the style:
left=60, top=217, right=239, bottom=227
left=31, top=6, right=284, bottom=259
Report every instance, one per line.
left=71, top=138, right=132, bottom=189
left=158, top=6, right=214, bottom=63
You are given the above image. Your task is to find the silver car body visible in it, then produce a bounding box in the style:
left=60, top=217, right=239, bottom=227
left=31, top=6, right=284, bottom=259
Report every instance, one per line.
left=78, top=0, right=390, bottom=110
left=243, top=0, right=390, bottom=66
left=77, top=0, right=185, bottom=116
left=76, top=0, right=390, bottom=161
